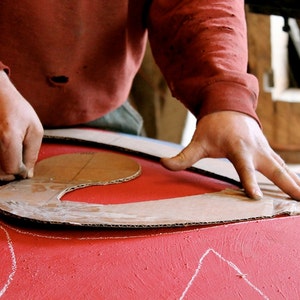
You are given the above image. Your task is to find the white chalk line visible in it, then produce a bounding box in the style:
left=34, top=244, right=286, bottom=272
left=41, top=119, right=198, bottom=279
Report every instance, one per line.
left=179, top=248, right=269, bottom=300
left=0, top=225, right=17, bottom=298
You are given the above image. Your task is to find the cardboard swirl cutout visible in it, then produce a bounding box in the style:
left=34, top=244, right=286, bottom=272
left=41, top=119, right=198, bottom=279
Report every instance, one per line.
left=0, top=130, right=299, bottom=228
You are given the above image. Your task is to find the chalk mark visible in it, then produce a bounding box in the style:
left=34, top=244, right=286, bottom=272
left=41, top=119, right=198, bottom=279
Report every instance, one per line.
left=179, top=248, right=269, bottom=300
left=0, top=222, right=271, bottom=299
left=0, top=225, right=17, bottom=298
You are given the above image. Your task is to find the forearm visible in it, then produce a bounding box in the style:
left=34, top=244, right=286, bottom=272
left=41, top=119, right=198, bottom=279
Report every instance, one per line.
left=147, top=0, right=259, bottom=122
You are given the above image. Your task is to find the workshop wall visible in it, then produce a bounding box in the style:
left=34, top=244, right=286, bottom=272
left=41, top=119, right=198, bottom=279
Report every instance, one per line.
left=130, top=44, right=188, bottom=144
left=246, top=9, right=300, bottom=162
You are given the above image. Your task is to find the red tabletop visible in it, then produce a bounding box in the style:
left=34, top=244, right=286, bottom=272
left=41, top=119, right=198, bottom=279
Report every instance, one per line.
left=0, top=140, right=299, bottom=299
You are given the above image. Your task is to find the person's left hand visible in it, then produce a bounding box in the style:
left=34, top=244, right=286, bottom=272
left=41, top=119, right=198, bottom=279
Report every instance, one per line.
left=161, top=111, right=300, bottom=200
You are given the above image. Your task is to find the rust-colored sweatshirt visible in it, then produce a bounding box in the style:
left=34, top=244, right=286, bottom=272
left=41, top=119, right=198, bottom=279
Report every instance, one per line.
left=0, top=0, right=259, bottom=127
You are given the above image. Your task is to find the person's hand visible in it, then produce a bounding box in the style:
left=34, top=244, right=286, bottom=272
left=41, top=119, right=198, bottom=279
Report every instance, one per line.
left=161, top=111, right=300, bottom=200
left=0, top=70, right=43, bottom=181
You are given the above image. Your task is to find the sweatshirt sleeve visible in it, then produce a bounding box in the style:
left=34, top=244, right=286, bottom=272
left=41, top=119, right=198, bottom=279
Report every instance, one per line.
left=147, top=0, right=260, bottom=123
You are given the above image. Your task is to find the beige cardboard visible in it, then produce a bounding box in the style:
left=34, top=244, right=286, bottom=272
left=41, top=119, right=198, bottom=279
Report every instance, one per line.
left=0, top=129, right=298, bottom=228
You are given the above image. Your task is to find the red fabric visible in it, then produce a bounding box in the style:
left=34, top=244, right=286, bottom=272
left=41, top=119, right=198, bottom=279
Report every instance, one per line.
left=148, top=0, right=259, bottom=122
left=0, top=0, right=259, bottom=127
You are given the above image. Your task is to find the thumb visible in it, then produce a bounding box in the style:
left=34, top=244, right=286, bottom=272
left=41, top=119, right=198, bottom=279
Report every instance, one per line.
left=161, top=141, right=206, bottom=171
left=23, top=124, right=44, bottom=179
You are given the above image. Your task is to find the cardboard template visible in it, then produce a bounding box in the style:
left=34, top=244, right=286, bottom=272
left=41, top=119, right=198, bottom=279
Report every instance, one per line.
left=0, top=129, right=299, bottom=228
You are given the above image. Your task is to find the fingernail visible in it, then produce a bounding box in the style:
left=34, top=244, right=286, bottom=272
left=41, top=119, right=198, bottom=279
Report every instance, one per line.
left=0, top=174, right=16, bottom=182
left=17, top=163, right=28, bottom=178
left=27, top=168, right=34, bottom=178
left=253, top=190, right=263, bottom=200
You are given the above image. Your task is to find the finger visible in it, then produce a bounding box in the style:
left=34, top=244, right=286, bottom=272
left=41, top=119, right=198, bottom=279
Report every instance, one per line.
left=161, top=141, right=207, bottom=171
left=0, top=169, right=15, bottom=182
left=0, top=132, right=27, bottom=178
left=229, top=153, right=263, bottom=200
left=273, top=154, right=300, bottom=186
left=258, top=155, right=300, bottom=200
left=22, top=125, right=43, bottom=178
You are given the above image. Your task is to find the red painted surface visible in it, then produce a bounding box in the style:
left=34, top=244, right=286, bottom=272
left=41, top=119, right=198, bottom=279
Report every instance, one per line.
left=1, top=141, right=300, bottom=299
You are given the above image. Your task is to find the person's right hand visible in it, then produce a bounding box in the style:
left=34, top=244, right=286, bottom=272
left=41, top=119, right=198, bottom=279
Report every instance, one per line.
left=0, top=70, right=44, bottom=181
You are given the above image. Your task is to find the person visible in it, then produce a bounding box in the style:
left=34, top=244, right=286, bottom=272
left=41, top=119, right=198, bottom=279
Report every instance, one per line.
left=0, top=0, right=300, bottom=200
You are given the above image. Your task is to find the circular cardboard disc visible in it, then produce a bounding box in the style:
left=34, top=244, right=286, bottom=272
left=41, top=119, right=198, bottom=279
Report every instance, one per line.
left=34, top=152, right=141, bottom=184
